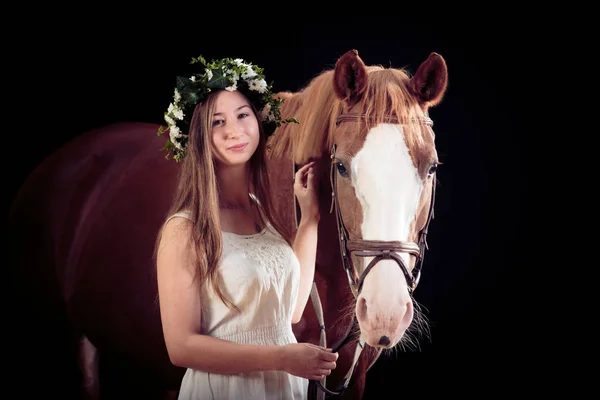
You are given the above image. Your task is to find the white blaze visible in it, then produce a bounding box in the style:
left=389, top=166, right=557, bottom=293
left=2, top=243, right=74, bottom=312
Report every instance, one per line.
left=351, top=123, right=423, bottom=272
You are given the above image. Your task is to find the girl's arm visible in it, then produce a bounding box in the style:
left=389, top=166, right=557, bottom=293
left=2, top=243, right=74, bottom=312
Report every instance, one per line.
left=291, top=217, right=319, bottom=323
left=291, top=162, right=320, bottom=323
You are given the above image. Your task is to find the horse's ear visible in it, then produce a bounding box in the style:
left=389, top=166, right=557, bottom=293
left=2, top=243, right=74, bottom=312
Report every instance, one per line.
left=409, top=52, right=448, bottom=107
left=333, top=49, right=368, bottom=108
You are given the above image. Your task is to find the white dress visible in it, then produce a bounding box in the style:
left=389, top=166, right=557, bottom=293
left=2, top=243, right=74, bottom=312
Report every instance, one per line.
left=166, top=211, right=307, bottom=400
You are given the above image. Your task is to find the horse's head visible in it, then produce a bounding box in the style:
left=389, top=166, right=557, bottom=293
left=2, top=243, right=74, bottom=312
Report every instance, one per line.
left=269, top=49, right=447, bottom=350
left=328, top=50, right=447, bottom=348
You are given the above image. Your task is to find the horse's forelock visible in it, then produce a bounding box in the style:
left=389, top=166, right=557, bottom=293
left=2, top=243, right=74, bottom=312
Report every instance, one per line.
left=359, top=68, right=429, bottom=154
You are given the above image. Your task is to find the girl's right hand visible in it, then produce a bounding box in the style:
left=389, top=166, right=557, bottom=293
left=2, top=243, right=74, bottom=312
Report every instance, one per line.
left=293, top=162, right=320, bottom=224
left=281, top=343, right=338, bottom=380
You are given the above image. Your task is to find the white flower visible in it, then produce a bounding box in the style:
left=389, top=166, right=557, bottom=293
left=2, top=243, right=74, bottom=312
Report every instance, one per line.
left=172, top=138, right=184, bottom=150
left=174, top=89, right=181, bottom=103
left=242, top=66, right=257, bottom=79
left=248, top=78, right=267, bottom=94
left=259, top=103, right=277, bottom=122
left=225, top=83, right=237, bottom=91
left=167, top=103, right=185, bottom=120
left=172, top=108, right=184, bottom=120
left=164, top=114, right=175, bottom=126
left=205, top=69, right=213, bottom=80
left=169, top=125, right=185, bottom=150
left=190, top=76, right=196, bottom=82
left=260, top=103, right=272, bottom=121
left=226, top=69, right=239, bottom=82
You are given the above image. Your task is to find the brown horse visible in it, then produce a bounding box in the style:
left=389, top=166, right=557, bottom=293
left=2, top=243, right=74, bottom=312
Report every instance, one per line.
left=8, top=49, right=447, bottom=399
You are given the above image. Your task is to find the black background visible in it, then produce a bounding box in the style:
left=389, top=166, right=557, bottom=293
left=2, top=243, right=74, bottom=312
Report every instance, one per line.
left=6, top=14, right=537, bottom=398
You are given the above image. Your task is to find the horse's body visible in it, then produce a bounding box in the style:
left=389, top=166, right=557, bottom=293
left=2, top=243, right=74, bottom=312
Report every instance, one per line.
left=9, top=50, right=447, bottom=399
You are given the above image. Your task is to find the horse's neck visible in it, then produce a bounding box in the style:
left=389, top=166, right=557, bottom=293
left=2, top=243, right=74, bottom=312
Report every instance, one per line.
left=316, top=207, right=344, bottom=278
left=266, top=155, right=296, bottom=240
left=314, top=157, right=344, bottom=274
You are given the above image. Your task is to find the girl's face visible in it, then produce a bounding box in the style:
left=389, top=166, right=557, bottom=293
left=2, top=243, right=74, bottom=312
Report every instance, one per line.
left=210, top=90, right=260, bottom=168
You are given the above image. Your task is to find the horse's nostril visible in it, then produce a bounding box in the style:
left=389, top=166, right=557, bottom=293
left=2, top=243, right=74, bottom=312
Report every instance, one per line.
left=356, top=297, right=368, bottom=321
left=378, top=335, right=390, bottom=346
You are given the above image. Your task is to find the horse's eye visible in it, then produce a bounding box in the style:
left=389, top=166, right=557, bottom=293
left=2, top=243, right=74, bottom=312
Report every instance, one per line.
left=428, top=163, right=438, bottom=176
left=336, top=162, right=349, bottom=178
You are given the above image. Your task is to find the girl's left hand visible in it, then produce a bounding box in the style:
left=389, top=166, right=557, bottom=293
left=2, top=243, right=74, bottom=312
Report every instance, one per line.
left=294, top=161, right=319, bottom=223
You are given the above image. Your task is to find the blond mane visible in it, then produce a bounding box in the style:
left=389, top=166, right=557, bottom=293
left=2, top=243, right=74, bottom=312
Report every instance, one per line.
left=268, top=65, right=429, bottom=164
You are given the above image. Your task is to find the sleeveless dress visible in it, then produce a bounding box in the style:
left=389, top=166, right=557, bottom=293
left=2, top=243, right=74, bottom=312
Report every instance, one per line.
left=165, top=211, right=308, bottom=400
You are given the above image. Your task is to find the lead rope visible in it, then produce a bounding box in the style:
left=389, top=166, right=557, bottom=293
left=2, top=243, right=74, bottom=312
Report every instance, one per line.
left=310, top=283, right=327, bottom=400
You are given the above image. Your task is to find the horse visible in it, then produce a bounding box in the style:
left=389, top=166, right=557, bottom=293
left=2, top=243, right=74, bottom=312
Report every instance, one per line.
left=7, top=49, right=447, bottom=399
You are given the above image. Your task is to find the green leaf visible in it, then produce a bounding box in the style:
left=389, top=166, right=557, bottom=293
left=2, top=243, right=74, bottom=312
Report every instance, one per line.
left=176, top=76, right=192, bottom=90
left=181, top=91, right=200, bottom=105
left=207, top=68, right=230, bottom=89
left=190, top=55, right=206, bottom=66
left=178, top=82, right=203, bottom=105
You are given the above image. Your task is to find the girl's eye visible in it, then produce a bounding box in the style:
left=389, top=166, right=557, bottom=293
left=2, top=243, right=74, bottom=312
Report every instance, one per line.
left=238, top=113, right=249, bottom=119
left=212, top=119, right=223, bottom=127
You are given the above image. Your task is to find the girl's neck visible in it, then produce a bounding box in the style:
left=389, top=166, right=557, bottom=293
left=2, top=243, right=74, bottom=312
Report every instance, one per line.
left=216, top=164, right=252, bottom=210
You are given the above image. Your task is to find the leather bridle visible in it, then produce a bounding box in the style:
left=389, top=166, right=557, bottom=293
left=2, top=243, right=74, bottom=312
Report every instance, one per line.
left=301, top=107, right=437, bottom=399
left=330, top=110, right=436, bottom=298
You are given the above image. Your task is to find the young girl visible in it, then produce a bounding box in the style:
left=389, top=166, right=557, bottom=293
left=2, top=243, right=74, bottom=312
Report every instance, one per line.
left=155, top=57, right=337, bottom=399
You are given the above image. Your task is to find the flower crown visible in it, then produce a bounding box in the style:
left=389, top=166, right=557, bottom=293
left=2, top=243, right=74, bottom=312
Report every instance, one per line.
left=157, top=56, right=299, bottom=162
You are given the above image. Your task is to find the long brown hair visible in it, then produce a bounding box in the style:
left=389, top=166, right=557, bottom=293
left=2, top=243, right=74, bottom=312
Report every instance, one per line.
left=155, top=89, right=291, bottom=311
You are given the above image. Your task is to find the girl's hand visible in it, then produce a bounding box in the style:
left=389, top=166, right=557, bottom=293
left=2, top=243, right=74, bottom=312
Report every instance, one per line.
left=294, top=161, right=319, bottom=224
left=281, top=343, right=338, bottom=381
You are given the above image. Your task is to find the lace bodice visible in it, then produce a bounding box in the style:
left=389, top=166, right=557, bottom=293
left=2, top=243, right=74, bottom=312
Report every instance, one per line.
left=222, top=228, right=290, bottom=282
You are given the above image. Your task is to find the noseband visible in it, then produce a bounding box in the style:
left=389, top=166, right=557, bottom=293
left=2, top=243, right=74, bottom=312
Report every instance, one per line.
left=305, top=109, right=437, bottom=399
